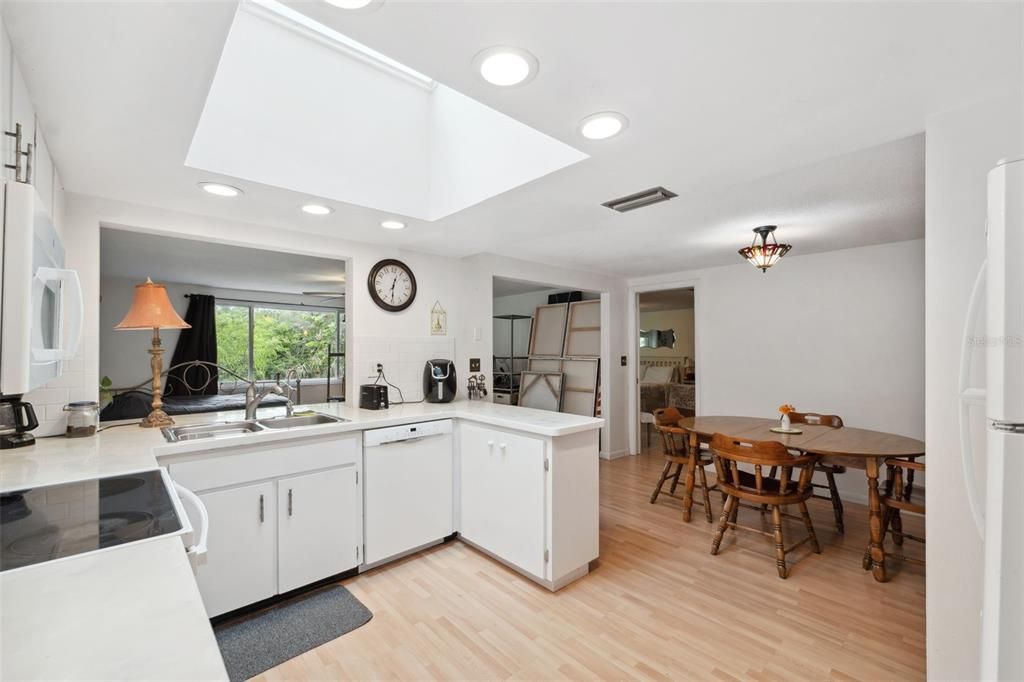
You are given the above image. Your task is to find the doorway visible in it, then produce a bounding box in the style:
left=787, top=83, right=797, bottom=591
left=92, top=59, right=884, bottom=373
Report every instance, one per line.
left=633, top=286, right=697, bottom=453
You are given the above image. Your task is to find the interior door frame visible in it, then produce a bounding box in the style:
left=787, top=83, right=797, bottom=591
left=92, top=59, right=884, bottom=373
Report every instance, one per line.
left=627, top=278, right=703, bottom=456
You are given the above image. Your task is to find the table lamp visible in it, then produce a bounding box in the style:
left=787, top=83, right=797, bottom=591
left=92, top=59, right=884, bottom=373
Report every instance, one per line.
left=114, top=278, right=191, bottom=427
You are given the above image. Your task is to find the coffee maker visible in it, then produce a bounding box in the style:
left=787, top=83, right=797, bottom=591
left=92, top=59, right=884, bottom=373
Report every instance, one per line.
left=0, top=397, right=38, bottom=449
left=423, top=360, right=457, bottom=403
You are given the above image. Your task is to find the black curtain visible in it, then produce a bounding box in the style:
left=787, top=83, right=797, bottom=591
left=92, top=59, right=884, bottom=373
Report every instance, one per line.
left=168, top=294, right=218, bottom=395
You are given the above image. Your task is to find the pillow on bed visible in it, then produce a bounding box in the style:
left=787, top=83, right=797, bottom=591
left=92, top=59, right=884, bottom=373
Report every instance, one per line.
left=642, top=366, right=674, bottom=383
left=637, top=366, right=648, bottom=381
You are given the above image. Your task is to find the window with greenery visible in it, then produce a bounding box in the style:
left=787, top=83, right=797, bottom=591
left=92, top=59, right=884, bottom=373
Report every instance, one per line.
left=215, top=302, right=343, bottom=381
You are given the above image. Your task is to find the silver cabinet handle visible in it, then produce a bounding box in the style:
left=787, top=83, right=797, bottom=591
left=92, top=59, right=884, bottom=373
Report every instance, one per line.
left=259, top=493, right=264, bottom=523
left=288, top=488, right=293, bottom=517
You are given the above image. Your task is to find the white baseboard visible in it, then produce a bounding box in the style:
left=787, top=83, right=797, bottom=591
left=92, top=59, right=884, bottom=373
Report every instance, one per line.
left=601, top=449, right=628, bottom=460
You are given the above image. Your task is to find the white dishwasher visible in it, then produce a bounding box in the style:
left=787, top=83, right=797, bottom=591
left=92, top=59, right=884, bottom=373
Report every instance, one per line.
left=363, top=419, right=454, bottom=566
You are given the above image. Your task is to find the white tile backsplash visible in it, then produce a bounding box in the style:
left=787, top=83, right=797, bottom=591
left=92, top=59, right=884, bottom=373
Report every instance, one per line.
left=355, top=335, right=456, bottom=404
left=23, top=334, right=100, bottom=437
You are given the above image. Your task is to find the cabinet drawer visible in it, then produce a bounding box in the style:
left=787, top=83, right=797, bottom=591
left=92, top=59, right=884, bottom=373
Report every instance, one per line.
left=168, top=433, right=359, bottom=492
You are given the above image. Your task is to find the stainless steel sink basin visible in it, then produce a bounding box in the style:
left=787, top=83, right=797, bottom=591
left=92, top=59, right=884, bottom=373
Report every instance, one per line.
left=162, top=421, right=265, bottom=443
left=256, top=413, right=345, bottom=429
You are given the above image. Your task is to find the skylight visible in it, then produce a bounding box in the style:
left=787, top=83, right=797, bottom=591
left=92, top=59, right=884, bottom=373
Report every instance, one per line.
left=186, top=0, right=587, bottom=221
left=250, top=0, right=434, bottom=89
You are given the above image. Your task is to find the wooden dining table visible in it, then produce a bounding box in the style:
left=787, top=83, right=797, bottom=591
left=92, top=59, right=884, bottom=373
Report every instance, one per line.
left=677, top=416, right=926, bottom=582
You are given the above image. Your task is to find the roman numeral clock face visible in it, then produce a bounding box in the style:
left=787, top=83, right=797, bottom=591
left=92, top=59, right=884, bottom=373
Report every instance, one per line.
left=368, top=259, right=417, bottom=312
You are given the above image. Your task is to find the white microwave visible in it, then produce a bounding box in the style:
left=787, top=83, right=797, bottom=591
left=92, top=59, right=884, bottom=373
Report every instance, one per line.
left=0, top=181, right=83, bottom=396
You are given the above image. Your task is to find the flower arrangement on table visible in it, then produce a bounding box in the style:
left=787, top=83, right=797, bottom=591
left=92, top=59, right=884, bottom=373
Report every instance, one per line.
left=778, top=404, right=795, bottom=430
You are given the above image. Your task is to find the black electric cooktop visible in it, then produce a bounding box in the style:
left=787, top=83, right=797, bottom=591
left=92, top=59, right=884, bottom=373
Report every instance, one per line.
left=0, top=469, right=184, bottom=572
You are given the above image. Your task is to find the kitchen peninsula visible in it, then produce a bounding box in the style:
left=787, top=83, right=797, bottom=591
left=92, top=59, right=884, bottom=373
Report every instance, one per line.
left=0, top=401, right=602, bottom=681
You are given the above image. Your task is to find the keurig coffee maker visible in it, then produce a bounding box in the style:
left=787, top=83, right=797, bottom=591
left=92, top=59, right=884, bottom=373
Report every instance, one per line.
left=423, top=360, right=457, bottom=403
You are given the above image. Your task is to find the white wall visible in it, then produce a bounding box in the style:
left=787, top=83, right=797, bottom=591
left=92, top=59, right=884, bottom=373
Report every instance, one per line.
left=925, top=93, right=1023, bottom=680
left=639, top=308, right=695, bottom=362
left=53, top=195, right=630, bottom=454
left=98, top=275, right=344, bottom=388
left=629, top=238, right=926, bottom=503
left=463, top=254, right=629, bottom=457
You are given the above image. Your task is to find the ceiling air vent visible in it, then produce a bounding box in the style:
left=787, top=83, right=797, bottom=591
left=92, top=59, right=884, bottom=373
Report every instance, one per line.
left=602, top=186, right=677, bottom=213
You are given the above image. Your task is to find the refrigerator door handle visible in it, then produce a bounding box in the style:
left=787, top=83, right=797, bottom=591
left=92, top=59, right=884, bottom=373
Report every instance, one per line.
left=959, top=259, right=988, bottom=539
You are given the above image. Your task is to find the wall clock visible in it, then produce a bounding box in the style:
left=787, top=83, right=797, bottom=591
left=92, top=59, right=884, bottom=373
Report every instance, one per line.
left=368, top=259, right=417, bottom=312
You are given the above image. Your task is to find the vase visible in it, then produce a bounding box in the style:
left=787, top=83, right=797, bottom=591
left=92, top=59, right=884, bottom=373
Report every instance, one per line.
left=780, top=414, right=791, bottom=431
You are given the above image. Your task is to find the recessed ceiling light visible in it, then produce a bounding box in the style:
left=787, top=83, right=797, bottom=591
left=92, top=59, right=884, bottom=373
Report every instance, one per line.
left=325, top=0, right=375, bottom=9
left=579, top=112, right=629, bottom=140
left=380, top=220, right=406, bottom=230
left=301, top=203, right=333, bottom=215
left=198, top=182, right=243, bottom=197
left=473, top=46, right=538, bottom=87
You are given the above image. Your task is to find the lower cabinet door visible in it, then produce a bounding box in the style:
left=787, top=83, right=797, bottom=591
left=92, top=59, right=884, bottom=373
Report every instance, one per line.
left=277, top=467, right=360, bottom=593
left=460, top=423, right=547, bottom=578
left=195, top=481, right=278, bottom=618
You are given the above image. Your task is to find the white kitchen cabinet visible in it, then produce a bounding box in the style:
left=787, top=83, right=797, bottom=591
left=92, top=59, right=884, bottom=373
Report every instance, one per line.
left=459, top=422, right=547, bottom=578
left=163, top=433, right=362, bottom=617
left=194, top=481, right=277, bottom=618
left=0, top=22, right=62, bottom=222
left=278, top=467, right=360, bottom=593
left=6, top=59, right=34, bottom=183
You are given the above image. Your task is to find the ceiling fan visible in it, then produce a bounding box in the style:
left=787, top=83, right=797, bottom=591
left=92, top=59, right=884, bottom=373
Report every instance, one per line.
left=302, top=290, right=345, bottom=302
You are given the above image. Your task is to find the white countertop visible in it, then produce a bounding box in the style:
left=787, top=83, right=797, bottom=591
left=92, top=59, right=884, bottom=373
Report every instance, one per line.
left=1, top=400, right=603, bottom=493
left=0, top=400, right=602, bottom=681
left=1, top=538, right=228, bottom=681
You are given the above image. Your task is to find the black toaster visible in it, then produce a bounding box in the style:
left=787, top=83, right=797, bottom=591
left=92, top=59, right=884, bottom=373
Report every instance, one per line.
left=359, top=384, right=389, bottom=410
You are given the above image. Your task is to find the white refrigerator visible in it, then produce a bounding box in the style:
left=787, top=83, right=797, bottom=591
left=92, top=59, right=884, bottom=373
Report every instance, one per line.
left=928, top=94, right=1021, bottom=680
left=979, top=157, right=1024, bottom=681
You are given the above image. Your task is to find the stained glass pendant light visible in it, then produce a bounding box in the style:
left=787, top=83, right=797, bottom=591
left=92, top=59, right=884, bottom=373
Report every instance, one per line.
left=738, top=225, right=792, bottom=273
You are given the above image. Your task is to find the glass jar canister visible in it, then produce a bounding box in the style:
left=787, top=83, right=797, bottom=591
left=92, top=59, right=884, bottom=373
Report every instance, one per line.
left=64, top=401, right=100, bottom=438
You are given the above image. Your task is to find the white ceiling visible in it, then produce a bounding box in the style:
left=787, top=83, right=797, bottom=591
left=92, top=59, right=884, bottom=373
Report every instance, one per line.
left=187, top=0, right=587, bottom=221
left=6, top=1, right=1020, bottom=277
left=100, top=227, right=345, bottom=295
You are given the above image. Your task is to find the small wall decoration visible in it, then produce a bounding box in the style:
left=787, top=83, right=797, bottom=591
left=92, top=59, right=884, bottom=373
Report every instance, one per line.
left=639, top=328, right=676, bottom=349
left=430, top=301, right=447, bottom=336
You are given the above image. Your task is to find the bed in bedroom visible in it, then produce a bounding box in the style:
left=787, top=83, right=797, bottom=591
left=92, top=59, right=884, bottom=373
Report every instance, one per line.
left=100, top=390, right=290, bottom=422
left=100, top=361, right=292, bottom=422
left=639, top=358, right=696, bottom=445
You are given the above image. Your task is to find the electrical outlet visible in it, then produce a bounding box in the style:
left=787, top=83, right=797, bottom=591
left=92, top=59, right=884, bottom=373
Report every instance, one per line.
left=469, top=358, right=481, bottom=372
left=620, top=355, right=627, bottom=366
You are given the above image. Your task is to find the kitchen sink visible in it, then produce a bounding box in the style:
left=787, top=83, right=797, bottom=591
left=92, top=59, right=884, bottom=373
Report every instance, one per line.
left=256, top=413, right=345, bottom=429
left=161, top=412, right=346, bottom=443
left=162, top=421, right=265, bottom=443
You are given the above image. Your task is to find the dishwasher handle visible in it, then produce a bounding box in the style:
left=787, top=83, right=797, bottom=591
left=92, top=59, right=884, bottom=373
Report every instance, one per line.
left=372, top=436, right=428, bottom=446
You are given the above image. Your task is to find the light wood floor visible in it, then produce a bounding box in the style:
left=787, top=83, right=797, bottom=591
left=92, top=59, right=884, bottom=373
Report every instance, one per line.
left=255, top=449, right=925, bottom=681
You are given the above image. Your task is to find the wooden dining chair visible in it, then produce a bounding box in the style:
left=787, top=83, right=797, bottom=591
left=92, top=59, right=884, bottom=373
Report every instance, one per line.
left=709, top=433, right=821, bottom=578
left=863, top=457, right=925, bottom=570
left=649, top=407, right=715, bottom=522
left=787, top=412, right=847, bottom=534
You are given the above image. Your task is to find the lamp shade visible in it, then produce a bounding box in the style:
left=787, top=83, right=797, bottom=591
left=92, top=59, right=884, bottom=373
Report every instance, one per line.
left=114, top=278, right=191, bottom=330
left=738, top=225, right=792, bottom=273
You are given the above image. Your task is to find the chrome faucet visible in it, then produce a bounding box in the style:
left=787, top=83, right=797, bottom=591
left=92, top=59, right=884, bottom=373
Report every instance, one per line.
left=245, top=383, right=286, bottom=420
